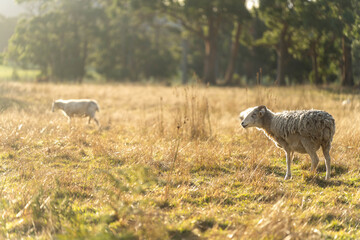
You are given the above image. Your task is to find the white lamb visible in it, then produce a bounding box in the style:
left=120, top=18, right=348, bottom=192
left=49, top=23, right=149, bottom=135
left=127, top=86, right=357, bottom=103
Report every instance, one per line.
left=52, top=99, right=100, bottom=126
left=239, top=105, right=335, bottom=180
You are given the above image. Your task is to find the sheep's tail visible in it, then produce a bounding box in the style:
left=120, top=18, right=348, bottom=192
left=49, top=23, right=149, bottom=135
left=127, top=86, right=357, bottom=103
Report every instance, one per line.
left=95, top=104, right=100, bottom=112
left=323, top=115, right=335, bottom=142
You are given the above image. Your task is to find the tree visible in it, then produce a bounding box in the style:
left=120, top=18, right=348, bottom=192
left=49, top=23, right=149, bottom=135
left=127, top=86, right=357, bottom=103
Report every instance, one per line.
left=223, top=0, right=251, bottom=85
left=7, top=0, right=102, bottom=82
left=306, top=0, right=359, bottom=87
left=160, top=0, right=248, bottom=85
left=331, top=0, right=357, bottom=86
left=93, top=0, right=179, bottom=81
left=290, top=0, right=340, bottom=85
left=5, top=0, right=359, bottom=86
left=258, top=0, right=296, bottom=86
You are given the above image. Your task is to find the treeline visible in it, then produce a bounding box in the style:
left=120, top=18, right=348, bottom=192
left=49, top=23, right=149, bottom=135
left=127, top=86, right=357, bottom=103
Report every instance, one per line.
left=3, top=0, right=360, bottom=86
left=0, top=15, right=17, bottom=57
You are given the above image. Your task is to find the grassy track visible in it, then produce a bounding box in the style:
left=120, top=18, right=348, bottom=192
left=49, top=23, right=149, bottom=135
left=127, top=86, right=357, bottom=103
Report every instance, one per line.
left=0, top=82, right=359, bottom=239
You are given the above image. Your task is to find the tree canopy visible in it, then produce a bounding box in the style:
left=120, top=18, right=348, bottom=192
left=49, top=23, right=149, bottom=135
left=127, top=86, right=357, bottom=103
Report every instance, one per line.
left=4, top=0, right=360, bottom=86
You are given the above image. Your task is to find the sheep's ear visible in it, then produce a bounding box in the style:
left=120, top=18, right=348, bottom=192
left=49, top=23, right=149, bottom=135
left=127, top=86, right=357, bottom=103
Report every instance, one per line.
left=239, top=111, right=245, bottom=120
left=258, top=106, right=266, bottom=117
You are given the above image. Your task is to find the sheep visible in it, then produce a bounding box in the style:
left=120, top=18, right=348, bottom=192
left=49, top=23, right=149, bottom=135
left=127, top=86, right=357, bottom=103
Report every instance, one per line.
left=52, top=99, right=100, bottom=126
left=239, top=106, right=335, bottom=180
left=341, top=99, right=351, bottom=106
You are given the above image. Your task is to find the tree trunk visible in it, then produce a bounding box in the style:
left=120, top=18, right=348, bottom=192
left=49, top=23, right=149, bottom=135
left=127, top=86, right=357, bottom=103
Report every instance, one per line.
left=341, top=35, right=354, bottom=87
left=275, top=24, right=288, bottom=86
left=310, top=41, right=321, bottom=85
left=78, top=40, right=88, bottom=84
left=203, top=17, right=218, bottom=85
left=224, top=22, right=242, bottom=85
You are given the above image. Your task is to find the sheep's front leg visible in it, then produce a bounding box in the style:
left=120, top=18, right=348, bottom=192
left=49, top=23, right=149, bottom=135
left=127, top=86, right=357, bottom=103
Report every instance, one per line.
left=276, top=137, right=292, bottom=180
left=284, top=150, right=293, bottom=180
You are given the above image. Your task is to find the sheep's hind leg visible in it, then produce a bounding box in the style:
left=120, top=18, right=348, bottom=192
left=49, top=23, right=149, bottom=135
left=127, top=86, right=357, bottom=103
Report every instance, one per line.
left=93, top=117, right=99, bottom=126
left=322, top=144, right=331, bottom=180
left=88, top=116, right=92, bottom=124
left=301, top=139, right=320, bottom=174
left=89, top=113, right=99, bottom=126
left=284, top=150, right=293, bottom=180
left=67, top=117, right=73, bottom=130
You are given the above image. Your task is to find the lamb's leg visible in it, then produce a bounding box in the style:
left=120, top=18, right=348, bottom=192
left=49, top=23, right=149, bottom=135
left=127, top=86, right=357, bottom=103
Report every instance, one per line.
left=93, top=117, right=99, bottom=126
left=301, top=139, right=319, bottom=173
left=67, top=116, right=73, bottom=130
left=88, top=117, right=91, bottom=124
left=322, top=144, right=331, bottom=180
left=284, top=150, right=293, bottom=180
left=89, top=112, right=99, bottom=126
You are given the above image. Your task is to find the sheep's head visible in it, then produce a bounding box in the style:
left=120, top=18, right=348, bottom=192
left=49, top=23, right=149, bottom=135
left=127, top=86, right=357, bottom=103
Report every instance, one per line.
left=239, top=105, right=267, bottom=128
left=52, top=101, right=59, bottom=112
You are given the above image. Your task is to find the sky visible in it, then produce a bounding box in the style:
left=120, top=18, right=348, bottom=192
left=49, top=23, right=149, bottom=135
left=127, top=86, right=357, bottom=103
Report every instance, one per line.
left=0, top=0, right=260, bottom=18
left=0, top=0, right=26, bottom=17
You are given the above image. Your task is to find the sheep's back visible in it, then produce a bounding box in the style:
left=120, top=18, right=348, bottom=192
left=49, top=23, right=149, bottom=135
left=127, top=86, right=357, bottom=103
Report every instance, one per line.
left=271, top=110, right=335, bottom=143
left=64, top=100, right=98, bottom=116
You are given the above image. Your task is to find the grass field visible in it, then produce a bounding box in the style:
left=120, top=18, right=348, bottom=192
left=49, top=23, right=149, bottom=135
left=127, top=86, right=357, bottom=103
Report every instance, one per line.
left=0, top=82, right=359, bottom=239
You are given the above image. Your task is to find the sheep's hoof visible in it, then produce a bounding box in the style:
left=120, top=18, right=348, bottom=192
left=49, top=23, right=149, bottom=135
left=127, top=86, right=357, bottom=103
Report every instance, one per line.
left=284, top=174, right=292, bottom=180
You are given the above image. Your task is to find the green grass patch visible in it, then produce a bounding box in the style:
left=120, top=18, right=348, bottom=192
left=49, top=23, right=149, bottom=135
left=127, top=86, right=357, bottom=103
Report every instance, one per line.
left=0, top=65, right=39, bottom=81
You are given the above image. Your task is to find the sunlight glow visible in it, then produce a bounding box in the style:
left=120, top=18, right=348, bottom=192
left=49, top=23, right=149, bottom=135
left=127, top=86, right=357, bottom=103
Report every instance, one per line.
left=246, top=0, right=259, bottom=10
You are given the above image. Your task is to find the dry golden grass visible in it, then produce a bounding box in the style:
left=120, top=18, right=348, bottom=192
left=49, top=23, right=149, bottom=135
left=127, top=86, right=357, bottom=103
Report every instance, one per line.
left=0, top=82, right=359, bottom=239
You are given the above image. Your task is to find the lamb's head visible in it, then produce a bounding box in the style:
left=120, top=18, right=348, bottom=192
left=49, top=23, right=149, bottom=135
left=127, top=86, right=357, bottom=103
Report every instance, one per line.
left=240, top=105, right=267, bottom=128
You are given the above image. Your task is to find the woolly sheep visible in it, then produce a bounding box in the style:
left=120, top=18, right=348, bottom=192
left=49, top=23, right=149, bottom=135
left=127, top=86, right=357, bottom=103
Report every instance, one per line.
left=239, top=106, right=335, bottom=180
left=52, top=99, right=100, bottom=126
left=341, top=99, right=351, bottom=106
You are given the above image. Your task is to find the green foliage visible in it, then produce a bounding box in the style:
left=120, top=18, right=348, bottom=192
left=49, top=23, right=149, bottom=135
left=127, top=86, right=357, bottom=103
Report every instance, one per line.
left=160, top=0, right=251, bottom=84
left=93, top=2, right=179, bottom=81
left=7, top=0, right=103, bottom=81
left=2, top=0, right=360, bottom=85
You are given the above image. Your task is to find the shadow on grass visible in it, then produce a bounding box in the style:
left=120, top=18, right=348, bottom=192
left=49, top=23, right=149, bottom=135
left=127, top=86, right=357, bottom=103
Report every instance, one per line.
left=190, top=164, right=234, bottom=176
left=168, top=229, right=200, bottom=240
left=300, top=163, right=348, bottom=177
left=319, top=163, right=348, bottom=177
left=303, top=174, right=353, bottom=188
left=264, top=165, right=285, bottom=178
